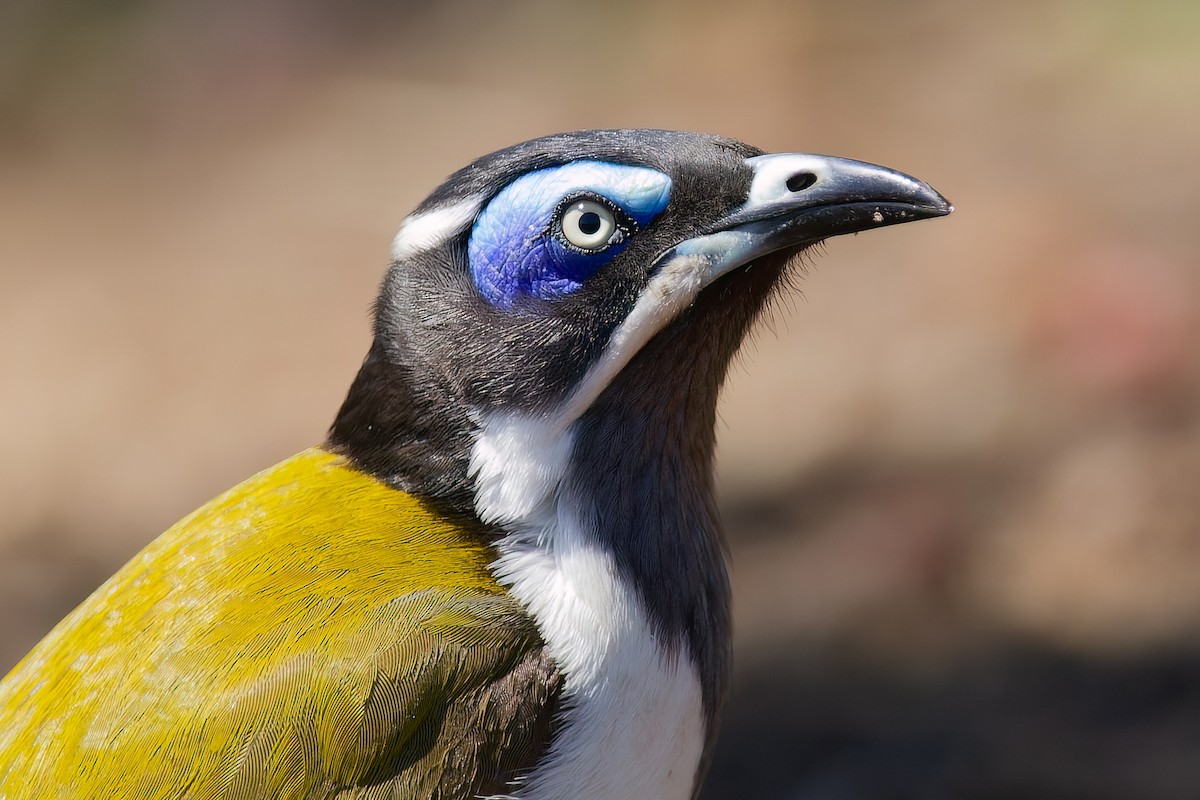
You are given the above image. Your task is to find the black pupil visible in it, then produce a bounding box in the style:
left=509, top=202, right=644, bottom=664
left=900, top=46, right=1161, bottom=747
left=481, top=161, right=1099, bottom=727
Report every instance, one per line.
left=578, top=211, right=602, bottom=236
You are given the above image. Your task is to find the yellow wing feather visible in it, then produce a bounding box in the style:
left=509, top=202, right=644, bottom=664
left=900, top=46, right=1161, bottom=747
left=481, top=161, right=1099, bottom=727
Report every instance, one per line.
left=0, top=448, right=559, bottom=798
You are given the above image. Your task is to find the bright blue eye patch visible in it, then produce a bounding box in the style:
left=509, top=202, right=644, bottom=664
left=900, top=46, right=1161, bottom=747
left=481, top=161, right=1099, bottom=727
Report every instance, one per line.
left=469, top=161, right=672, bottom=308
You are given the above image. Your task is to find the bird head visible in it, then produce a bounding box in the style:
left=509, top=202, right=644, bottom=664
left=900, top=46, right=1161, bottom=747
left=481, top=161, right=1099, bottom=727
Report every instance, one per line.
left=329, top=129, right=951, bottom=523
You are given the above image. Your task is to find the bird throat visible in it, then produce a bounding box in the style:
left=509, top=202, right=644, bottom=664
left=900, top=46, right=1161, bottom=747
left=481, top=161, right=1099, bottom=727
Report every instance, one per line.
left=477, top=250, right=789, bottom=718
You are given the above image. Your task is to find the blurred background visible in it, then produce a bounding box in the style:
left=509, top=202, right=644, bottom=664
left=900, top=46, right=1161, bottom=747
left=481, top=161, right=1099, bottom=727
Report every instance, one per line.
left=2, top=1, right=1199, bottom=797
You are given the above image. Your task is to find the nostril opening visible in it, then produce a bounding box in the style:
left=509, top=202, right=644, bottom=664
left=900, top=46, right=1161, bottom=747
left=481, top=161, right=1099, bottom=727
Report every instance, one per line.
left=786, top=172, right=818, bottom=192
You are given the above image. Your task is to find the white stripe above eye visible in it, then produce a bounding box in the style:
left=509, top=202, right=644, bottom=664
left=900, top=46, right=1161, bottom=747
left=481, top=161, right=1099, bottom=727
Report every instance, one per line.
left=390, top=199, right=482, bottom=261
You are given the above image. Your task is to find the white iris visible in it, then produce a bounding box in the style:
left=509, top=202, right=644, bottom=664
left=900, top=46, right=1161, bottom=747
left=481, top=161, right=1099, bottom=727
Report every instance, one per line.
left=561, top=200, right=617, bottom=250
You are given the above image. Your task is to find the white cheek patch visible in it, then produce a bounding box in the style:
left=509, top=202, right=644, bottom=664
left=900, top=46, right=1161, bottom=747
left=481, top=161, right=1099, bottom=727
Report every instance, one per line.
left=558, top=252, right=711, bottom=423
left=390, top=199, right=482, bottom=261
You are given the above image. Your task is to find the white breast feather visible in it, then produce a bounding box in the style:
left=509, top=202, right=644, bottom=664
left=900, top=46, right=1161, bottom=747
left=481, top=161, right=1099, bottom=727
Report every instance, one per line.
left=471, top=413, right=706, bottom=800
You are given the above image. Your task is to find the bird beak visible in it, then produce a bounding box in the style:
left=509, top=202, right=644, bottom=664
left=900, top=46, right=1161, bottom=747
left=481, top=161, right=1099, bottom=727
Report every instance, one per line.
left=557, top=153, right=951, bottom=427
left=667, top=153, right=952, bottom=283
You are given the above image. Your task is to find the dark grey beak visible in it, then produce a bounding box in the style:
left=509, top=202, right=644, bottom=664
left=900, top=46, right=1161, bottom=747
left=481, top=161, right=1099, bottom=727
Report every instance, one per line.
left=665, top=153, right=952, bottom=286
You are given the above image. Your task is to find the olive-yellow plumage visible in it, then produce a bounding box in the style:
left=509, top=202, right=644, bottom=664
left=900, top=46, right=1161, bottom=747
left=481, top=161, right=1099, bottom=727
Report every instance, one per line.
left=0, top=447, right=559, bottom=797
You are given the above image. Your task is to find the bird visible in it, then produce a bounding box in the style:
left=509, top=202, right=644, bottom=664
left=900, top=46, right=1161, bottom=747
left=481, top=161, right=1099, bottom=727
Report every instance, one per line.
left=0, top=129, right=950, bottom=799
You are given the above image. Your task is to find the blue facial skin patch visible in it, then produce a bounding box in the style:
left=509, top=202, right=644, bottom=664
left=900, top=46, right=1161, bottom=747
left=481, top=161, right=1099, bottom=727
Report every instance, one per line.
left=469, top=161, right=672, bottom=308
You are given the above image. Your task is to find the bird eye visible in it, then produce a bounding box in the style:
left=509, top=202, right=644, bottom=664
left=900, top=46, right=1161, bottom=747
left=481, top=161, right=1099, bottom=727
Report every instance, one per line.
left=560, top=200, right=618, bottom=251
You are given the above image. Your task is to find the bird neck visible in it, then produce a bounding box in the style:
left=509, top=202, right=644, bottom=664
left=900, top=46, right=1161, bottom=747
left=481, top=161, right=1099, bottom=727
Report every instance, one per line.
left=329, top=341, right=480, bottom=520
left=567, top=379, right=731, bottom=722
left=557, top=254, right=790, bottom=722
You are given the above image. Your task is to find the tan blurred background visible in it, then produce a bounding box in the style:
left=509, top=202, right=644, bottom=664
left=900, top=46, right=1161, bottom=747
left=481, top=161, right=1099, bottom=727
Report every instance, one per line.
left=2, top=1, right=1199, bottom=797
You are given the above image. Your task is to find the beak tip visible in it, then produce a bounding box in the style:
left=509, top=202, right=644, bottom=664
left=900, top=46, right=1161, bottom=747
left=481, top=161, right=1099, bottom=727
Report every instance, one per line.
left=920, top=185, right=953, bottom=217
